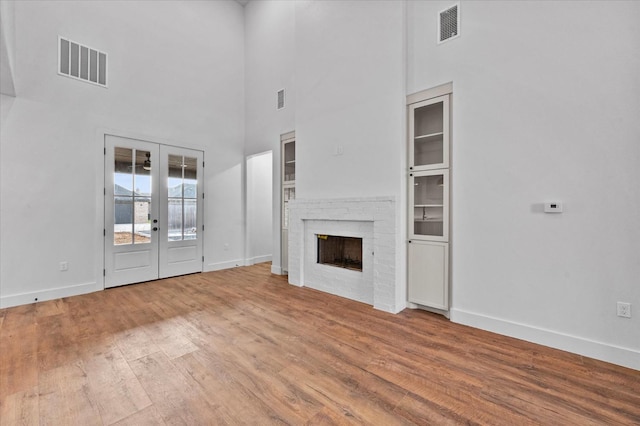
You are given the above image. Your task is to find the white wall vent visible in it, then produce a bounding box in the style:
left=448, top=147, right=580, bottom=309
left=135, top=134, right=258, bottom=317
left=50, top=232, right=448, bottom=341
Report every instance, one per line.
left=438, top=4, right=460, bottom=44
left=58, top=36, right=108, bottom=87
left=277, top=89, right=285, bottom=110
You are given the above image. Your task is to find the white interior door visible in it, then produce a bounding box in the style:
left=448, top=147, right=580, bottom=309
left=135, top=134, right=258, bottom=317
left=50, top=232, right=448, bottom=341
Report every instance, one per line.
left=159, top=145, right=204, bottom=278
left=105, top=136, right=203, bottom=288
left=105, top=136, right=160, bottom=288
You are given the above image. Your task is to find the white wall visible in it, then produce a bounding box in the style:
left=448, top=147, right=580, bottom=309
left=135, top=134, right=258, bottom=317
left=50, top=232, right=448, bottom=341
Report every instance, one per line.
left=246, top=151, right=273, bottom=264
left=0, top=0, right=245, bottom=306
left=408, top=1, right=640, bottom=369
left=244, top=0, right=296, bottom=274
left=294, top=0, right=405, bottom=201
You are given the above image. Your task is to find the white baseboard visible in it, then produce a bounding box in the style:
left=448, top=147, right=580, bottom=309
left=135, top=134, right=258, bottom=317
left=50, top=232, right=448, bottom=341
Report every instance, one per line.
left=373, top=302, right=397, bottom=314
left=245, top=254, right=272, bottom=266
left=271, top=264, right=283, bottom=275
left=0, top=281, right=98, bottom=309
left=205, top=259, right=246, bottom=272
left=450, top=308, right=640, bottom=371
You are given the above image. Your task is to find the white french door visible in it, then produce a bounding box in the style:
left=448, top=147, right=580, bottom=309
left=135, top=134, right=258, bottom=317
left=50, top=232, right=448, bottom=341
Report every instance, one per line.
left=158, top=145, right=204, bottom=279
left=104, top=135, right=204, bottom=288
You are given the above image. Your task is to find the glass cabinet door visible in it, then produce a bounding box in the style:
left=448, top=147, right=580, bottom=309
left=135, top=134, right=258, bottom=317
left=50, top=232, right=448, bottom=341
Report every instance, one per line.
left=283, top=140, right=295, bottom=183
left=281, top=132, right=296, bottom=275
left=409, top=169, right=449, bottom=242
left=409, top=95, right=449, bottom=170
left=282, top=186, right=295, bottom=229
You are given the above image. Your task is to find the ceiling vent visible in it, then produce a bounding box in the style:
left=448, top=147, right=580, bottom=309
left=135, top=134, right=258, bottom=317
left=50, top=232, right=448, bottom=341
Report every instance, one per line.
left=277, top=89, right=285, bottom=110
left=59, top=36, right=108, bottom=87
left=438, top=4, right=460, bottom=44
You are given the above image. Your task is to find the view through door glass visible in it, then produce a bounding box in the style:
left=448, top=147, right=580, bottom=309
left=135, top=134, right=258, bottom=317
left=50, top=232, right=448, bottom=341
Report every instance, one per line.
left=113, top=147, right=152, bottom=245
left=168, top=155, right=198, bottom=242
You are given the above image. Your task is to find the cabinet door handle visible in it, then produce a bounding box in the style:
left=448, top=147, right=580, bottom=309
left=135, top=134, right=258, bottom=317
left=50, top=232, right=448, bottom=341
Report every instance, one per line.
left=409, top=173, right=413, bottom=177
left=409, top=166, right=413, bottom=170
left=408, top=240, right=412, bottom=243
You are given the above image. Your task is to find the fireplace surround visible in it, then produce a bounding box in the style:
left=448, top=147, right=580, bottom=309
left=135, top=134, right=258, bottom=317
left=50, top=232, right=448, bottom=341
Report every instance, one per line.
left=288, top=197, right=400, bottom=313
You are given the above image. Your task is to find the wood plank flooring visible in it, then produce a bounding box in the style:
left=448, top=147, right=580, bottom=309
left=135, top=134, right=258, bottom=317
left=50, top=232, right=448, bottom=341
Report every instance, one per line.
left=1, top=262, right=639, bottom=425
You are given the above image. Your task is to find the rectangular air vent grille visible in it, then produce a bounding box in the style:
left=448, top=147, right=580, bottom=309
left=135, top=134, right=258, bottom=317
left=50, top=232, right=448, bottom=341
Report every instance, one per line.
left=59, top=37, right=107, bottom=87
left=438, top=4, right=460, bottom=44
left=277, top=89, right=285, bottom=110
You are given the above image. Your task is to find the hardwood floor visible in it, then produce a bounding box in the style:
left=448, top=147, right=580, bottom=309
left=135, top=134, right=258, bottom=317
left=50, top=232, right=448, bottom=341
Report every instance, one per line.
left=1, top=262, right=639, bottom=425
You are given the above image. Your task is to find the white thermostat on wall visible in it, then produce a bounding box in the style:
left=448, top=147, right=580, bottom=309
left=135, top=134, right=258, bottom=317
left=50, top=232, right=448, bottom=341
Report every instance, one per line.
left=544, top=202, right=563, bottom=213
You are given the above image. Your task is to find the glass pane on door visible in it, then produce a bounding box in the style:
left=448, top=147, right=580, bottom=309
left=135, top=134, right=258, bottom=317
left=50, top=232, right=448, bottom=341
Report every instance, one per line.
left=168, top=198, right=183, bottom=241
left=167, top=155, right=198, bottom=241
left=133, top=151, right=151, bottom=244
left=283, top=187, right=295, bottom=229
left=183, top=156, right=198, bottom=240
left=183, top=199, right=197, bottom=240
left=114, top=147, right=133, bottom=245
left=114, top=198, right=133, bottom=245
left=114, top=147, right=134, bottom=192
left=413, top=174, right=444, bottom=237
left=414, top=101, right=444, bottom=167
left=168, top=155, right=183, bottom=197
left=113, top=147, right=155, bottom=245
left=134, top=150, right=152, bottom=195
left=284, top=141, right=295, bottom=182
left=134, top=197, right=151, bottom=244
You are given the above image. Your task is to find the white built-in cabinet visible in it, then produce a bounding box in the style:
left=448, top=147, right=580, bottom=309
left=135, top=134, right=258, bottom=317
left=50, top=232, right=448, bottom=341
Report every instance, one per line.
left=281, top=132, right=295, bottom=274
left=407, top=89, right=451, bottom=313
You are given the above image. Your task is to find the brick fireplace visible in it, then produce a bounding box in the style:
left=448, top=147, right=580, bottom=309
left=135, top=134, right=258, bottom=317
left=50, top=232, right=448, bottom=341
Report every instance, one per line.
left=287, top=197, right=400, bottom=313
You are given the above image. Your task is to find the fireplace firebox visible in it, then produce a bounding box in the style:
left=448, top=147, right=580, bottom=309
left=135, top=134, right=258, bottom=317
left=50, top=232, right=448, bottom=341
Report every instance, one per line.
left=317, top=235, right=363, bottom=271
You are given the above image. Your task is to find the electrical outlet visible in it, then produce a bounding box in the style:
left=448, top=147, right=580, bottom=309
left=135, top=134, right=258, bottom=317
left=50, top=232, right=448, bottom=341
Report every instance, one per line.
left=617, top=302, right=631, bottom=318
left=59, top=261, right=68, bottom=271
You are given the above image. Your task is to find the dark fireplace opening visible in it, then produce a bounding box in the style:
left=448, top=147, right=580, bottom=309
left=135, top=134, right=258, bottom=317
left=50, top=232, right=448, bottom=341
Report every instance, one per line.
left=317, top=235, right=363, bottom=271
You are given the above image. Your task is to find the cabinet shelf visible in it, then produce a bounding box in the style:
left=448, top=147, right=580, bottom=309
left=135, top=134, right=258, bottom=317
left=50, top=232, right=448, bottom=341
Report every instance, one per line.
left=414, top=132, right=443, bottom=140
left=285, top=160, right=296, bottom=164
left=414, top=219, right=443, bottom=223
left=414, top=204, right=443, bottom=208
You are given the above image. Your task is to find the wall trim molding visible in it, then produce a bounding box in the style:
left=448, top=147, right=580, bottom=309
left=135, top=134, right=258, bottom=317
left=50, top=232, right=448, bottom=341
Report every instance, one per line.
left=451, top=308, right=640, bottom=371
left=245, top=255, right=272, bottom=266
left=406, top=81, right=453, bottom=105
left=0, top=281, right=98, bottom=309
